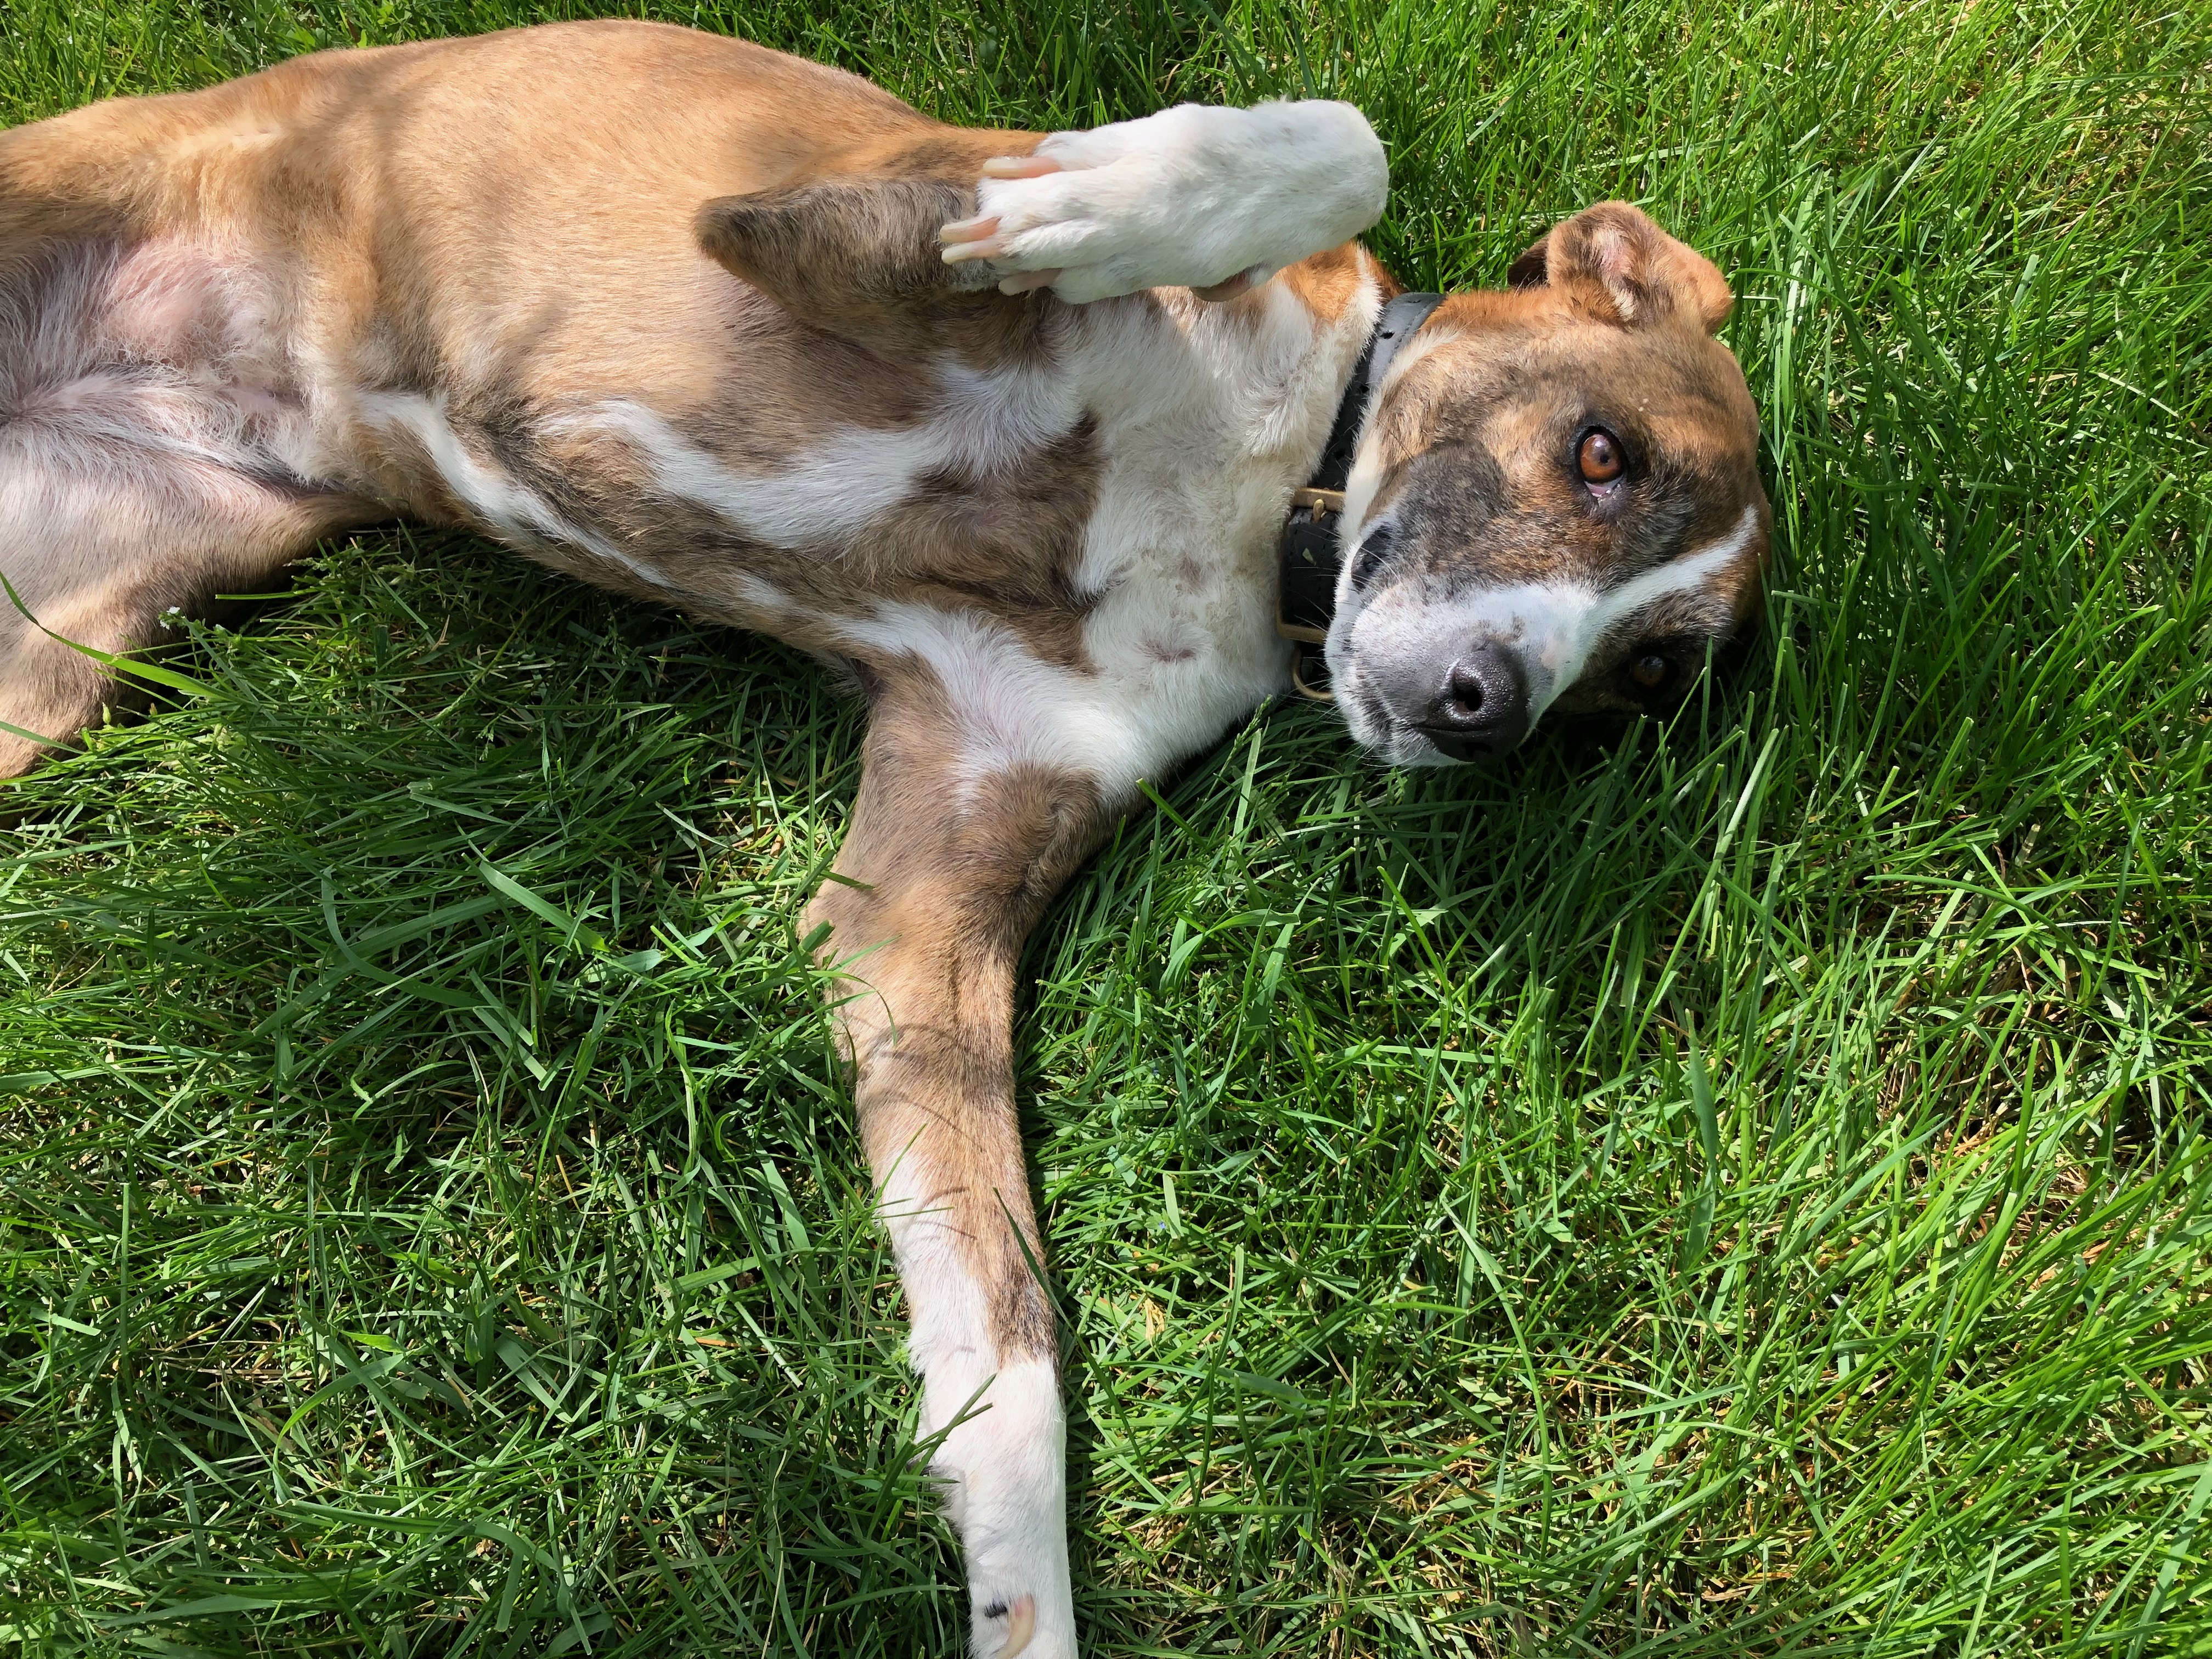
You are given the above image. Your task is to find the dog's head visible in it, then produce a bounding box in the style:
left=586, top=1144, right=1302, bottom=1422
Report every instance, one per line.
left=1328, top=202, right=1769, bottom=764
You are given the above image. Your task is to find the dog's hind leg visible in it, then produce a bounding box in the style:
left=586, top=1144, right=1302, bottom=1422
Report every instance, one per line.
left=805, top=684, right=1111, bottom=1659
left=0, top=238, right=379, bottom=777
left=0, top=443, right=373, bottom=777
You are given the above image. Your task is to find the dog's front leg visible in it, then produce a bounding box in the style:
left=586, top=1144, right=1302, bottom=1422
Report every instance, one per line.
left=938, top=98, right=1388, bottom=302
left=806, top=688, right=1110, bottom=1659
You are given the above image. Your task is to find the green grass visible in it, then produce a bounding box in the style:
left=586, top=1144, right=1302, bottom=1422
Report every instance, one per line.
left=4, top=0, right=2210, bottom=1652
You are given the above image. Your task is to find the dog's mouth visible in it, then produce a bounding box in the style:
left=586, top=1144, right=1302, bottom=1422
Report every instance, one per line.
left=1326, top=532, right=1764, bottom=767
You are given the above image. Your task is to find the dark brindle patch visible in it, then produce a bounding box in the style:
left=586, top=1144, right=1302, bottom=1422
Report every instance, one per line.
left=698, top=160, right=1062, bottom=370
left=484, top=396, right=1105, bottom=668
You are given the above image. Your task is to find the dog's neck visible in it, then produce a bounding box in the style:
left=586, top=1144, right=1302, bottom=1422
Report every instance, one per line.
left=1276, top=291, right=1446, bottom=697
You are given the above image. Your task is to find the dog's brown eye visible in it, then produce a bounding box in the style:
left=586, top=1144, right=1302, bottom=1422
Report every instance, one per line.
left=1629, top=652, right=1671, bottom=690
left=1579, top=429, right=1624, bottom=484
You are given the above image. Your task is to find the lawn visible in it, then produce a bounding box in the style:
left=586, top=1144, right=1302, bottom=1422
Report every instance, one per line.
left=4, top=0, right=2210, bottom=1653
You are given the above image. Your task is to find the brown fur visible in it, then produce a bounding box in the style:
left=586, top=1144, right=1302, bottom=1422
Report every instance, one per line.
left=808, top=674, right=1111, bottom=1357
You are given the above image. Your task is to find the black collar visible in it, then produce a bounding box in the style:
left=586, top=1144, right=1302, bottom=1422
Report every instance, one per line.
left=1276, top=291, right=1446, bottom=699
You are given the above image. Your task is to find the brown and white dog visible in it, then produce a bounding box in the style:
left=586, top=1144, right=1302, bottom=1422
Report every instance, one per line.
left=0, top=19, right=1768, bottom=1654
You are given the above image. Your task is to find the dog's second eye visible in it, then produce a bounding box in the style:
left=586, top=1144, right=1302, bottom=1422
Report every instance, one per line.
left=1348, top=523, right=1396, bottom=591
left=1629, top=652, right=1671, bottom=690
left=1578, top=429, right=1624, bottom=485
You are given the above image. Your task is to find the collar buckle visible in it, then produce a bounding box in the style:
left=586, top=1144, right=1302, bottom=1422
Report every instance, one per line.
left=1274, top=484, right=1342, bottom=650
left=1286, top=641, right=1334, bottom=701
left=1274, top=456, right=1348, bottom=706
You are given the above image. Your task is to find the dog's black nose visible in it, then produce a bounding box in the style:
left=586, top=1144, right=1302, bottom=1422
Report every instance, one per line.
left=1418, top=644, right=1529, bottom=760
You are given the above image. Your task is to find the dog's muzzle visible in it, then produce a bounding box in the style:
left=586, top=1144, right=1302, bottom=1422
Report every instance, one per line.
left=1411, top=642, right=1531, bottom=760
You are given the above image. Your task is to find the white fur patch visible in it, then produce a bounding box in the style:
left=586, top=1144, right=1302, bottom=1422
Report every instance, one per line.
left=826, top=277, right=1379, bottom=809
left=957, top=100, right=1387, bottom=304
left=358, top=391, right=678, bottom=592
left=561, top=363, right=1081, bottom=551
left=874, top=1159, right=1073, bottom=1659
left=937, top=1357, right=1071, bottom=1659
left=836, top=603, right=1150, bottom=798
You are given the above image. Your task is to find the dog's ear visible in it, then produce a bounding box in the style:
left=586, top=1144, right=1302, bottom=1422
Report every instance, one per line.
left=1506, top=235, right=1551, bottom=291
left=1505, top=201, right=1731, bottom=333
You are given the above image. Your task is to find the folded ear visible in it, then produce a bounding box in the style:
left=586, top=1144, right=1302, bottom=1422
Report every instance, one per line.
left=1506, top=201, right=1732, bottom=333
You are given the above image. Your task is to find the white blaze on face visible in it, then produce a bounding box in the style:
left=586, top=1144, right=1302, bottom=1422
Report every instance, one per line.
left=1331, top=503, right=1760, bottom=760
left=1459, top=501, right=1762, bottom=724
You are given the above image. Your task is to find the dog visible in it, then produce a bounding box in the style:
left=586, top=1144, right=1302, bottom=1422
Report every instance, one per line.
left=0, top=19, right=1769, bottom=1654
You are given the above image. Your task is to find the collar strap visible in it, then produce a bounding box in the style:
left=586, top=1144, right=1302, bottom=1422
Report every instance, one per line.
left=1277, top=291, right=1446, bottom=698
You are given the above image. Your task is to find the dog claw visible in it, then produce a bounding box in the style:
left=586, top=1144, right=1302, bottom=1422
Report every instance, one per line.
left=939, top=213, right=1001, bottom=245
left=980, top=155, right=1060, bottom=178
left=942, top=237, right=1008, bottom=266
left=997, top=269, right=1060, bottom=295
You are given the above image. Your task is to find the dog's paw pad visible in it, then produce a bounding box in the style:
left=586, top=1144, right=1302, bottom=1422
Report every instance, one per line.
left=979, top=1594, right=1036, bottom=1658
left=969, top=1601, right=1035, bottom=1659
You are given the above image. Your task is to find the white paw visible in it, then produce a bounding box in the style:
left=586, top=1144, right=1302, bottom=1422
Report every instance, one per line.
left=939, top=100, right=1387, bottom=304
left=922, top=1356, right=1076, bottom=1657
left=970, top=1586, right=1068, bottom=1659
left=966, top=1550, right=1074, bottom=1659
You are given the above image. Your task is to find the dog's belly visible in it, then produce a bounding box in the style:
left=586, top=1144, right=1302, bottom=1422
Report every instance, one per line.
left=369, top=273, right=1373, bottom=808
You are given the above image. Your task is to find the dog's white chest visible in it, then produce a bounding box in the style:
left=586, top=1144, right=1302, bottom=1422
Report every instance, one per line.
left=848, top=280, right=1376, bottom=806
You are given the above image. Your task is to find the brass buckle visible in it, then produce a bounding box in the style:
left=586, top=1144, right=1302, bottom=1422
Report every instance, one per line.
left=1273, top=487, right=1345, bottom=648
